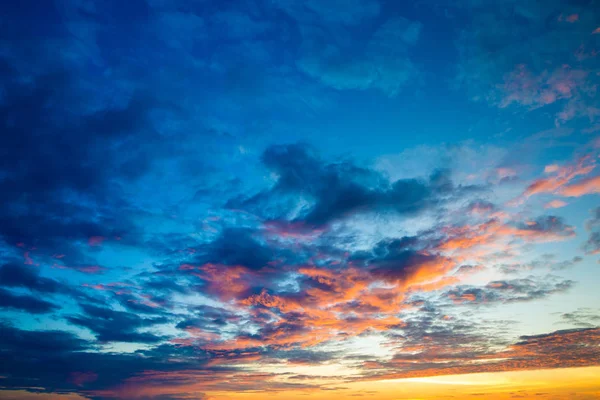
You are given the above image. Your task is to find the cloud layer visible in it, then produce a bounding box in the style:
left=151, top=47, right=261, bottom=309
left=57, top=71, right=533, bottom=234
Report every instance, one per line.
left=1, top=0, right=599, bottom=399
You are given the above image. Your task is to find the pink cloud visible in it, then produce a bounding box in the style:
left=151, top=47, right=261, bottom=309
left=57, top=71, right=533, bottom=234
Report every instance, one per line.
left=263, top=220, right=325, bottom=240
left=558, top=13, right=579, bottom=23
left=68, top=371, right=98, bottom=387
left=522, top=156, right=595, bottom=198
left=560, top=175, right=600, bottom=197
left=54, top=264, right=107, bottom=274
left=499, top=65, right=587, bottom=109
left=496, top=167, right=517, bottom=179
left=566, top=14, right=579, bottom=23
left=544, top=199, right=568, bottom=209
left=23, top=251, right=34, bottom=265
left=88, top=236, right=105, bottom=247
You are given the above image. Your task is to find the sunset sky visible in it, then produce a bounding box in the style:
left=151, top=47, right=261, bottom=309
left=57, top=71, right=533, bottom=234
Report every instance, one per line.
left=1, top=0, right=600, bottom=399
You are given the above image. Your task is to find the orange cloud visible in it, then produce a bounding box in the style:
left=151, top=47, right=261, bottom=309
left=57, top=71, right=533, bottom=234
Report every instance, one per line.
left=559, top=175, right=600, bottom=197
left=187, top=263, right=256, bottom=301
left=523, top=156, right=595, bottom=197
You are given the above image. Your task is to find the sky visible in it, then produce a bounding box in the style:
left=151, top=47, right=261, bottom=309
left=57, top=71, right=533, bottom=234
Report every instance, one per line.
left=1, top=0, right=600, bottom=399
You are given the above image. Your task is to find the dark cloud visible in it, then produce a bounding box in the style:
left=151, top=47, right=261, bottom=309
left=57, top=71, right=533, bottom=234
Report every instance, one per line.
left=491, top=276, right=576, bottom=301
left=175, top=305, right=242, bottom=334
left=67, top=304, right=168, bottom=343
left=512, top=215, right=576, bottom=241
left=0, top=58, right=150, bottom=272
left=229, top=144, right=476, bottom=227
left=0, top=263, right=63, bottom=293
left=518, top=216, right=571, bottom=232
left=0, top=288, right=58, bottom=314
left=113, top=292, right=171, bottom=315
left=560, top=308, right=600, bottom=328
left=445, top=276, right=574, bottom=305
left=369, top=327, right=600, bottom=379
left=585, top=231, right=600, bottom=255
left=584, top=207, right=600, bottom=254
left=0, top=261, right=96, bottom=308
left=0, top=0, right=228, bottom=274
left=0, top=324, right=212, bottom=396
left=0, top=323, right=90, bottom=354
left=197, top=228, right=278, bottom=270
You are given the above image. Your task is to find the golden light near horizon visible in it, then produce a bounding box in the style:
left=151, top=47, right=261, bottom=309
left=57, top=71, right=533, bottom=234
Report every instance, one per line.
left=207, top=367, right=600, bottom=400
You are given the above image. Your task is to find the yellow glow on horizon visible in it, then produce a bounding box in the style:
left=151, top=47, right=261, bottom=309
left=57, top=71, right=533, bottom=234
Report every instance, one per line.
left=207, top=366, right=600, bottom=400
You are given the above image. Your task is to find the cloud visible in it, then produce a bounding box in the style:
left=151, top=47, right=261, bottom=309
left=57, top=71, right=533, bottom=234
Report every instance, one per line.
left=0, top=62, right=151, bottom=273
left=296, top=16, right=421, bottom=96
left=0, top=262, right=95, bottom=309
left=0, top=288, right=59, bottom=314
left=196, top=228, right=278, bottom=270
left=454, top=0, right=600, bottom=122
left=0, top=263, right=64, bottom=293
left=0, top=323, right=90, bottom=354
left=0, top=1, right=599, bottom=398
left=584, top=207, right=600, bottom=254
left=275, top=0, right=380, bottom=25
left=544, top=199, right=567, bottom=209
left=229, top=144, right=475, bottom=227
left=435, top=214, right=576, bottom=263
left=467, top=200, right=497, bottom=214
left=510, top=215, right=576, bottom=242
left=370, top=327, right=600, bottom=379
left=67, top=304, right=168, bottom=343
left=560, top=308, right=600, bottom=328
left=497, top=65, right=588, bottom=109
left=0, top=323, right=203, bottom=397
left=560, top=175, right=600, bottom=197
left=498, top=255, right=583, bottom=274
left=355, top=238, right=456, bottom=288
left=444, top=275, right=574, bottom=305
left=522, top=156, right=596, bottom=198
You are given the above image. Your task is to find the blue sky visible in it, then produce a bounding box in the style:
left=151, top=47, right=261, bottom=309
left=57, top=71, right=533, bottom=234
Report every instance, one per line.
left=1, top=1, right=600, bottom=399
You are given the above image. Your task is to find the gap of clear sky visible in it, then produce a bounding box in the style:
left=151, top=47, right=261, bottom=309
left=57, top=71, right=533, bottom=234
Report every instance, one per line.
left=1, top=0, right=600, bottom=399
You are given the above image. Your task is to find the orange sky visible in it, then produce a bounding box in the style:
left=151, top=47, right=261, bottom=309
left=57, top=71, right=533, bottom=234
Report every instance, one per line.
left=206, top=367, right=600, bottom=400
left=7, top=367, right=597, bottom=399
